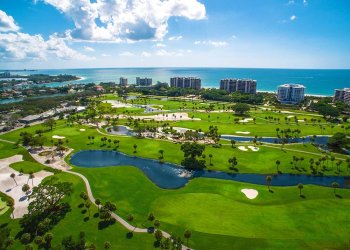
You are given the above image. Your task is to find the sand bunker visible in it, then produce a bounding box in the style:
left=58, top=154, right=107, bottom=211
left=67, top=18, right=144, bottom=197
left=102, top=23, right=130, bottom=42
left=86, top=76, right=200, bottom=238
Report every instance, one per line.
left=236, top=131, right=251, bottom=135
left=287, top=115, right=295, bottom=119
left=241, top=189, right=259, bottom=199
left=248, top=146, right=260, bottom=152
left=239, top=118, right=253, bottom=123
left=79, top=129, right=86, bottom=132
left=238, top=146, right=248, bottom=151
left=105, top=100, right=133, bottom=108
left=0, top=155, right=53, bottom=218
left=52, top=135, right=66, bottom=139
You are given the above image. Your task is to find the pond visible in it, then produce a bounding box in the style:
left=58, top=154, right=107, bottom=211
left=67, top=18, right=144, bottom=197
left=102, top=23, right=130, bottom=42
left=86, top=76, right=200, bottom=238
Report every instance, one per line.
left=107, top=125, right=135, bottom=136
left=221, top=135, right=330, bottom=146
left=70, top=150, right=350, bottom=189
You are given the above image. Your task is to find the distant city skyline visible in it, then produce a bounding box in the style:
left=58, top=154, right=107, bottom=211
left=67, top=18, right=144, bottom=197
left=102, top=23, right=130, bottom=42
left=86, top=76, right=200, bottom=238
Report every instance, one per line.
left=0, top=0, right=350, bottom=69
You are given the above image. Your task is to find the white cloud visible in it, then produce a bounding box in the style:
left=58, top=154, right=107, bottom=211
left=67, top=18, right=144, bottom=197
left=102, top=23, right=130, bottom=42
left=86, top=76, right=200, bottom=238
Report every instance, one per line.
left=287, top=0, right=295, bottom=6
left=141, top=51, right=152, bottom=57
left=119, top=51, right=135, bottom=57
left=290, top=15, right=297, bottom=21
left=303, top=0, right=308, bottom=5
left=168, top=35, right=183, bottom=41
left=39, top=0, right=206, bottom=42
left=101, top=53, right=111, bottom=57
left=0, top=32, right=92, bottom=62
left=194, top=40, right=228, bottom=48
left=0, top=10, right=20, bottom=32
left=83, top=46, right=95, bottom=52
left=156, top=43, right=166, bottom=48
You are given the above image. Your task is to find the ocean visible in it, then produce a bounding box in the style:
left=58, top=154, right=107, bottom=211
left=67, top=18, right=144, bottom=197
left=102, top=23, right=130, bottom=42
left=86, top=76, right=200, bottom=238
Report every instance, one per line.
left=2, top=67, right=350, bottom=96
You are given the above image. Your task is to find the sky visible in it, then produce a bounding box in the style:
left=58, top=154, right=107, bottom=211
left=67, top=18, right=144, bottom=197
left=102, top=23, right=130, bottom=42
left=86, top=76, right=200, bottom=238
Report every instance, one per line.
left=0, top=0, right=349, bottom=69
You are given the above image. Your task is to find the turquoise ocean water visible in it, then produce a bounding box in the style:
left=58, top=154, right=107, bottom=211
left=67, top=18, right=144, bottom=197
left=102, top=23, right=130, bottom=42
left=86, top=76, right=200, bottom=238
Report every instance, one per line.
left=3, top=67, right=350, bottom=96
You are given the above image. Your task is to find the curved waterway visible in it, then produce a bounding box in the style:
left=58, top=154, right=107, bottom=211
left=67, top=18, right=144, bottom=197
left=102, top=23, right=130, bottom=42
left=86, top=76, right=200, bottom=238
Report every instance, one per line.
left=70, top=150, right=350, bottom=189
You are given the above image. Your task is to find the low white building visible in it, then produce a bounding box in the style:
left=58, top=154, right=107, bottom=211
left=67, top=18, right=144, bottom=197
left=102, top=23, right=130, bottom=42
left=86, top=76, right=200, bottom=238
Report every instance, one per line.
left=277, top=84, right=305, bottom=104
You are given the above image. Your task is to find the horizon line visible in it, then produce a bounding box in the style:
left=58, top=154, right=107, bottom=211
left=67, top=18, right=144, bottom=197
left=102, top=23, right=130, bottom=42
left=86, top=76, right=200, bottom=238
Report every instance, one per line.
left=1, top=66, right=350, bottom=71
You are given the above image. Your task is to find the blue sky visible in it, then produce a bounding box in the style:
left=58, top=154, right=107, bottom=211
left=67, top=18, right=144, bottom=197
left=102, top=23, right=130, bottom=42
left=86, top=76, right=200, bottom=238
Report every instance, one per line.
left=0, top=0, right=349, bottom=69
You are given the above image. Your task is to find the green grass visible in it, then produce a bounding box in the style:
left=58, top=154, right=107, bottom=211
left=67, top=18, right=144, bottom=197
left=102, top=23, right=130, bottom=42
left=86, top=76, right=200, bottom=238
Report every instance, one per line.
left=74, top=166, right=350, bottom=250
left=10, top=161, right=45, bottom=174
left=0, top=141, right=21, bottom=158
left=0, top=197, right=9, bottom=215
left=1, top=172, right=157, bottom=249
left=1, top=122, right=348, bottom=176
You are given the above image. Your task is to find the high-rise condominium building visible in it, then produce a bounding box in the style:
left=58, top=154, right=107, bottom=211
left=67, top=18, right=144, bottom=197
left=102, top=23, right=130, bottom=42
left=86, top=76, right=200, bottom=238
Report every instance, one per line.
left=119, top=77, right=128, bottom=86
left=333, top=88, right=350, bottom=104
left=170, top=77, right=201, bottom=90
left=136, top=77, right=152, bottom=86
left=277, top=84, right=305, bottom=103
left=220, top=79, right=257, bottom=94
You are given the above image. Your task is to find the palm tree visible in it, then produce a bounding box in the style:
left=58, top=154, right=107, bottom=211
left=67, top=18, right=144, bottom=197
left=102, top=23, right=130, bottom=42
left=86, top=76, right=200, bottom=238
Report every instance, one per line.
left=44, top=233, right=53, bottom=248
left=266, top=176, right=272, bottom=191
left=230, top=139, right=236, bottom=148
left=95, top=198, right=101, bottom=212
left=27, top=171, right=33, bottom=185
left=336, top=160, right=343, bottom=172
left=184, top=229, right=192, bottom=247
left=209, top=154, right=213, bottom=166
left=113, top=140, right=119, bottom=149
left=133, top=144, right=137, bottom=154
left=228, top=157, right=238, bottom=171
left=6, top=199, right=14, bottom=218
left=154, top=220, right=161, bottom=228
left=297, top=183, right=303, bottom=196
left=22, top=184, right=30, bottom=196
left=85, top=201, right=91, bottom=217
left=158, top=150, right=164, bottom=159
left=10, top=173, right=17, bottom=186
left=332, top=182, right=339, bottom=195
left=275, top=160, right=281, bottom=173
left=104, top=241, right=111, bottom=250
left=29, top=173, right=35, bottom=187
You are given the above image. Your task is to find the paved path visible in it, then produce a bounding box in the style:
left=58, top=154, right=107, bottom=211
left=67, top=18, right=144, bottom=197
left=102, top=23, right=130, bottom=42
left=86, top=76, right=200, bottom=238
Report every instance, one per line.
left=67, top=170, right=190, bottom=250
left=0, top=155, right=53, bottom=218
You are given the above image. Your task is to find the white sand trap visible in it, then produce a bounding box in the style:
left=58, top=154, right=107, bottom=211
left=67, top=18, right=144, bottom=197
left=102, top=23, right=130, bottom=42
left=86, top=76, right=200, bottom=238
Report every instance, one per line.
left=105, top=100, right=133, bottom=108
left=241, top=189, right=259, bottom=199
left=248, top=146, right=260, bottom=152
left=287, top=115, right=295, bottom=118
left=298, top=120, right=305, bottom=122
left=281, top=111, right=293, bottom=114
left=52, top=135, right=65, bottom=139
left=238, top=146, right=248, bottom=151
left=239, top=118, right=253, bottom=123
left=0, top=155, right=53, bottom=218
left=236, top=131, right=251, bottom=135
left=79, top=129, right=86, bottom=132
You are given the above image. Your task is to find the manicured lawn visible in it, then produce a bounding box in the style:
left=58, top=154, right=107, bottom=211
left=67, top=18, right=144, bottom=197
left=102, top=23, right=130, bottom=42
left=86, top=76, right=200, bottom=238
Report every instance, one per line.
left=0, top=172, right=157, bottom=249
left=0, top=141, right=21, bottom=158
left=1, top=122, right=348, bottom=176
left=0, top=141, right=50, bottom=174
left=74, top=166, right=350, bottom=250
